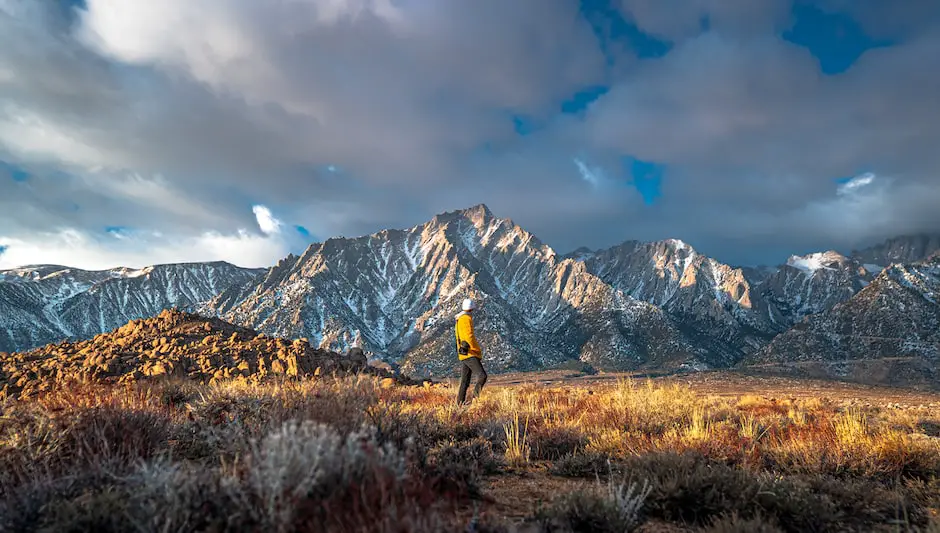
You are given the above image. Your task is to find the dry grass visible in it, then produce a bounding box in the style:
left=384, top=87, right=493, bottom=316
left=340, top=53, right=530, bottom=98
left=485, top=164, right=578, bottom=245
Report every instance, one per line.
left=1, top=374, right=938, bottom=532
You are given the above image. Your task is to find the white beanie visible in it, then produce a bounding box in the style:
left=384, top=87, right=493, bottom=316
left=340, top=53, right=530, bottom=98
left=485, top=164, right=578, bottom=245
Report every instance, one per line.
left=461, top=298, right=476, bottom=311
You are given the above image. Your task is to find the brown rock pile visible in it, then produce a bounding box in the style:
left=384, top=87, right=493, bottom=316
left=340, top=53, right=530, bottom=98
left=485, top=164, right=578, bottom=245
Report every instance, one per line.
left=0, top=309, right=399, bottom=399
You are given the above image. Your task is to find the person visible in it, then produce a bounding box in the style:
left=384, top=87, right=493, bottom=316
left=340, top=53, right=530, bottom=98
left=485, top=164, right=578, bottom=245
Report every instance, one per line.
left=455, top=297, right=487, bottom=404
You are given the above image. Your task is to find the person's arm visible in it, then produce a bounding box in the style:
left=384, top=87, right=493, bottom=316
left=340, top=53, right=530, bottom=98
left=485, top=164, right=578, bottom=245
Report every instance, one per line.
left=466, top=315, right=481, bottom=354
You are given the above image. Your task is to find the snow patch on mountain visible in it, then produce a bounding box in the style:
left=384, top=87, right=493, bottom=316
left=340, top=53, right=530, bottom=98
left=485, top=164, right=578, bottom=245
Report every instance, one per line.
left=786, top=252, right=839, bottom=273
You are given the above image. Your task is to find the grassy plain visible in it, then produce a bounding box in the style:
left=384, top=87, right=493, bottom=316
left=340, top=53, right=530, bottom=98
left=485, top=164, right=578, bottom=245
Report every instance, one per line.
left=2, top=371, right=939, bottom=532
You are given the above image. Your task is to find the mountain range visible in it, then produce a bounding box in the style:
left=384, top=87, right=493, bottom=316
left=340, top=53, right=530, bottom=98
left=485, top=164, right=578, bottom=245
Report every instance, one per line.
left=2, top=204, right=938, bottom=383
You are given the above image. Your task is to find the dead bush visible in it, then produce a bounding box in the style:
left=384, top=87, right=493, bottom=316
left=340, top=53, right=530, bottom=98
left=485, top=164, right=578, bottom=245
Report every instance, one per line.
left=703, top=513, right=785, bottom=533
left=427, top=437, right=503, bottom=497
left=530, top=425, right=587, bottom=461
left=551, top=452, right=618, bottom=478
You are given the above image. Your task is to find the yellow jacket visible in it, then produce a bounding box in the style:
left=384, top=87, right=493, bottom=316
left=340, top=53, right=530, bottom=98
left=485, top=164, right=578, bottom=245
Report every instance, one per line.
left=455, top=312, right=482, bottom=360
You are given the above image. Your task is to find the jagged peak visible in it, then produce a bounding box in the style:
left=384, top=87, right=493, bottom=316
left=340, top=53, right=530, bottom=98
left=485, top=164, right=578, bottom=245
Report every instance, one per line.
left=593, top=237, right=702, bottom=258
left=461, top=203, right=493, bottom=218
left=564, top=246, right=596, bottom=261
left=430, top=203, right=495, bottom=225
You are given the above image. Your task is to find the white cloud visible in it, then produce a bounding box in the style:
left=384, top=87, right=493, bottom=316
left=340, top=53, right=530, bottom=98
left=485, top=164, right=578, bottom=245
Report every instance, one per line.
left=0, top=227, right=288, bottom=270
left=837, top=172, right=876, bottom=196
left=573, top=158, right=603, bottom=187
left=0, top=205, right=297, bottom=270
left=252, top=205, right=282, bottom=235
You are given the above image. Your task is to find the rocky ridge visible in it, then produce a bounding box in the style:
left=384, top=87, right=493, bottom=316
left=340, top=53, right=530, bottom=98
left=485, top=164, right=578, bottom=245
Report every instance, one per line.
left=209, top=205, right=710, bottom=375
left=0, top=309, right=400, bottom=399
left=0, top=262, right=262, bottom=354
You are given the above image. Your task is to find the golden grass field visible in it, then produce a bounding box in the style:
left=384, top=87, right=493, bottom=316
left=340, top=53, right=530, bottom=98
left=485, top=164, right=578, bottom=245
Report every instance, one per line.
left=2, top=372, right=939, bottom=532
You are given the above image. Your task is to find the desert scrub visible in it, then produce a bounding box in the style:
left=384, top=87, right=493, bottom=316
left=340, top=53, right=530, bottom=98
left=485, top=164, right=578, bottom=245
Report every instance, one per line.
left=0, top=406, right=171, bottom=489
left=551, top=451, right=619, bottom=478
left=2, top=375, right=939, bottom=532
left=228, top=420, right=408, bottom=530
left=621, top=451, right=932, bottom=532
left=427, top=437, right=503, bottom=497
left=529, top=423, right=588, bottom=460
left=2, top=418, right=460, bottom=533
left=531, top=477, right=650, bottom=533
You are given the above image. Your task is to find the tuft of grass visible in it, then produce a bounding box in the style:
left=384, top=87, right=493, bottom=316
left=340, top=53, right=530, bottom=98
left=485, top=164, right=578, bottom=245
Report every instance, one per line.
left=503, top=413, right=530, bottom=466
left=787, top=406, right=808, bottom=427
left=739, top=414, right=762, bottom=441
left=684, top=406, right=713, bottom=442
left=833, top=407, right=870, bottom=447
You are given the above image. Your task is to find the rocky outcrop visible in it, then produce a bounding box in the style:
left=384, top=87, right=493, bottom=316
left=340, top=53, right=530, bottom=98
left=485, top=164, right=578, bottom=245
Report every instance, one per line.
left=0, top=309, right=395, bottom=399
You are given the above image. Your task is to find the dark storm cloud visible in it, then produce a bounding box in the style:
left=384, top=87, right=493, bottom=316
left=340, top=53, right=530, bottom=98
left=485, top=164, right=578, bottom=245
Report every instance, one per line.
left=0, top=0, right=938, bottom=269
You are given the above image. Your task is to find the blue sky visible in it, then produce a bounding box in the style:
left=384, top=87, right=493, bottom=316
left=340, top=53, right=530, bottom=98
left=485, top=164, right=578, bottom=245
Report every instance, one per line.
left=0, top=0, right=938, bottom=269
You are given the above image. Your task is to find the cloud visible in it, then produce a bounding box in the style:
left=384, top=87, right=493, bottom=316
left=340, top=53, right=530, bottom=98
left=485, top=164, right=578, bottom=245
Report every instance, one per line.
left=616, top=0, right=793, bottom=40
left=252, top=205, right=282, bottom=235
left=0, top=225, right=290, bottom=271
left=0, top=0, right=939, bottom=269
left=573, top=158, right=603, bottom=187
left=837, top=172, right=876, bottom=196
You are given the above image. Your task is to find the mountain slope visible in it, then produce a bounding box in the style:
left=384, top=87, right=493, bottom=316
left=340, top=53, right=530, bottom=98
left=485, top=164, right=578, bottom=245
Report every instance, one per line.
left=753, top=251, right=877, bottom=327
left=578, top=239, right=779, bottom=362
left=1, top=205, right=937, bottom=382
left=850, top=234, right=940, bottom=267
left=0, top=262, right=262, bottom=353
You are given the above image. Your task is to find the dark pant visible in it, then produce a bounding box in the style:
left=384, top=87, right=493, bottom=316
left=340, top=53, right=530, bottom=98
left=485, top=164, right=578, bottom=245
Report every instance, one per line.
left=456, top=357, right=487, bottom=404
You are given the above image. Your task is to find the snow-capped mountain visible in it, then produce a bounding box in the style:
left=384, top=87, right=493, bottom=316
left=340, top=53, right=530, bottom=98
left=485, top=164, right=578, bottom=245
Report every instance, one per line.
left=749, top=255, right=940, bottom=386
left=2, top=206, right=938, bottom=381
left=752, top=251, right=877, bottom=327
left=207, top=205, right=710, bottom=375
left=0, top=262, right=262, bottom=354
left=577, top=239, right=778, bottom=362
left=207, top=208, right=940, bottom=376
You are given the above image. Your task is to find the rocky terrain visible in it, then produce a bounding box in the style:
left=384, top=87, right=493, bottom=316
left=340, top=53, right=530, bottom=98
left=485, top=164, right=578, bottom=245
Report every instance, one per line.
left=1, top=205, right=938, bottom=381
left=0, top=309, right=400, bottom=399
